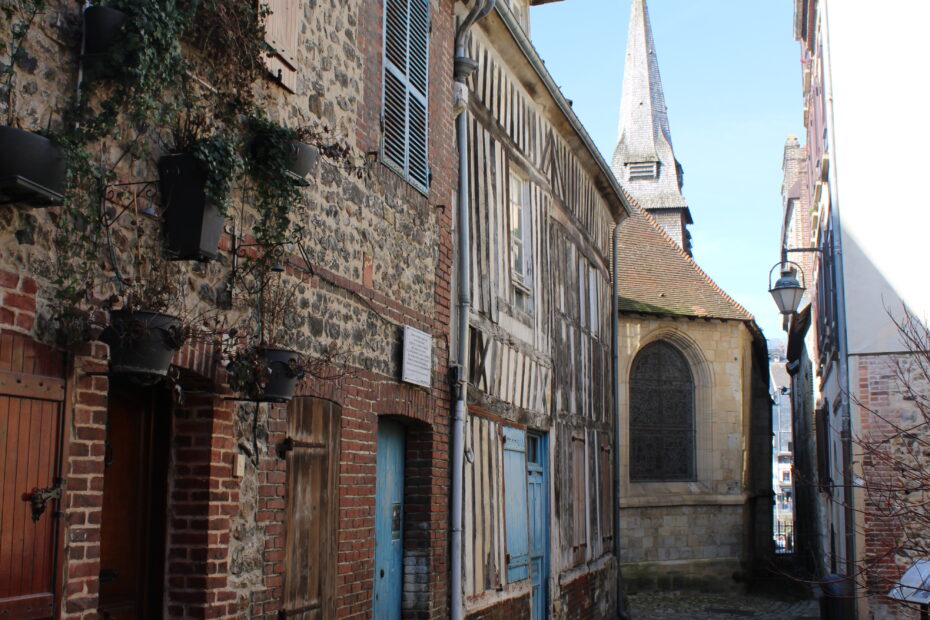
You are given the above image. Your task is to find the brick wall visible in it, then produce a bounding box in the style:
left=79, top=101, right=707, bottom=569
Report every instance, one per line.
left=855, top=354, right=928, bottom=620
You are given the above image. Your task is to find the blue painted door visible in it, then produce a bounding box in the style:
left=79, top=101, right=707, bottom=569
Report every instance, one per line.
left=373, top=419, right=405, bottom=619
left=527, top=433, right=549, bottom=620
left=503, top=427, right=530, bottom=583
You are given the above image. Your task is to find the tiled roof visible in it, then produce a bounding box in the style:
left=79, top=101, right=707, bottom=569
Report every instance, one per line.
left=617, top=200, right=753, bottom=321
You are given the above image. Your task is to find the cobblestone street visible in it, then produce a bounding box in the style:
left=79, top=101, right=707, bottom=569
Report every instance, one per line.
left=627, top=591, right=820, bottom=619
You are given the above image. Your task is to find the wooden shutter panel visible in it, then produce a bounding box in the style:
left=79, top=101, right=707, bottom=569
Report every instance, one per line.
left=382, top=0, right=430, bottom=190
left=282, top=397, right=340, bottom=619
left=264, top=0, right=301, bottom=92
left=599, top=434, right=613, bottom=545
left=571, top=433, right=586, bottom=549
left=502, top=426, right=529, bottom=583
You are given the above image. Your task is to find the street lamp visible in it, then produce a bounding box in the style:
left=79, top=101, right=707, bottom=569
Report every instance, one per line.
left=768, top=260, right=806, bottom=316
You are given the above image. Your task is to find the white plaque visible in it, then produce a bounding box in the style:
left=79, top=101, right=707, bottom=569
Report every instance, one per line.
left=402, top=325, right=432, bottom=388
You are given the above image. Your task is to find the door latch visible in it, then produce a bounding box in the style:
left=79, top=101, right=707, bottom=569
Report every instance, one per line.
left=24, top=481, right=63, bottom=522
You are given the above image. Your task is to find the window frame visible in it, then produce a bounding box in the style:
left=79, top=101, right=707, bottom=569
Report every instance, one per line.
left=381, top=0, right=431, bottom=193
left=628, top=340, right=697, bottom=483
left=509, top=168, right=532, bottom=313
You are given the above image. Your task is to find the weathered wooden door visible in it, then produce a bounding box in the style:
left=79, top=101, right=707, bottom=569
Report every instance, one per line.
left=0, top=333, right=66, bottom=620
left=281, top=397, right=340, bottom=619
left=527, top=433, right=549, bottom=620
left=98, top=383, right=169, bottom=620
left=373, top=418, right=405, bottom=619
left=503, top=426, right=529, bottom=584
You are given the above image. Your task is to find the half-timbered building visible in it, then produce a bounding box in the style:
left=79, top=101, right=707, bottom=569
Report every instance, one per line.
left=456, top=2, right=631, bottom=618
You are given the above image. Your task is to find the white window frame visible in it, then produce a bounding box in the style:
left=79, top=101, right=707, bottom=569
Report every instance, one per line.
left=509, top=169, right=532, bottom=312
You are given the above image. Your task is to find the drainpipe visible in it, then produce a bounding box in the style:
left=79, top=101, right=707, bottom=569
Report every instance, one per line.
left=610, top=224, right=629, bottom=619
left=450, top=3, right=495, bottom=620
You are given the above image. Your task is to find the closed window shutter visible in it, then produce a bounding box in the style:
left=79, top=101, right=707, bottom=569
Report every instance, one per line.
left=571, top=434, right=586, bottom=549
left=383, top=0, right=430, bottom=190
left=599, top=434, right=613, bottom=545
left=264, top=0, right=301, bottom=92
left=502, top=426, right=529, bottom=583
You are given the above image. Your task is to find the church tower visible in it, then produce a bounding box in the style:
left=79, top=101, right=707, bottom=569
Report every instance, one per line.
left=612, top=0, right=693, bottom=255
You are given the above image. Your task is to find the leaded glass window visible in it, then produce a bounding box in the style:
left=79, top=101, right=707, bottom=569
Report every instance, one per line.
left=629, top=341, right=695, bottom=481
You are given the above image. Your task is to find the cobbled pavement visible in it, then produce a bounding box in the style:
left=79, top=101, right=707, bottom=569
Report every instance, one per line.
left=627, top=590, right=820, bottom=619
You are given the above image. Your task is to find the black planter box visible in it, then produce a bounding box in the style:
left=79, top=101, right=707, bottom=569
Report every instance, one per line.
left=0, top=126, right=65, bottom=206
left=158, top=153, right=224, bottom=261
left=286, top=141, right=318, bottom=184
left=102, top=310, right=183, bottom=379
left=82, top=5, right=129, bottom=57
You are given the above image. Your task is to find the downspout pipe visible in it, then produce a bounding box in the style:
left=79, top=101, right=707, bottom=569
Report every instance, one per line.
left=610, top=224, right=629, bottom=620
left=450, top=3, right=495, bottom=620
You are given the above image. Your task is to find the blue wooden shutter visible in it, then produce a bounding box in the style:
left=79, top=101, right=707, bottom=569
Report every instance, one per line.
left=383, top=0, right=430, bottom=191
left=503, top=426, right=529, bottom=582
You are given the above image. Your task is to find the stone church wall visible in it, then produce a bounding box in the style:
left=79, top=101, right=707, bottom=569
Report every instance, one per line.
left=618, top=315, right=756, bottom=591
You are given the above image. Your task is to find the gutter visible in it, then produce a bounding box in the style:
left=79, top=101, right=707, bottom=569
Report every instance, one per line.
left=450, top=3, right=497, bottom=620
left=610, top=224, right=629, bottom=619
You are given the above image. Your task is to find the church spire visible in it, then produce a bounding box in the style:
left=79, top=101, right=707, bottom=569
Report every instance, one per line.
left=612, top=0, right=693, bottom=255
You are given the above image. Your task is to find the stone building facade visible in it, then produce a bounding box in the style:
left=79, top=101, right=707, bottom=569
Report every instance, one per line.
left=0, top=0, right=460, bottom=618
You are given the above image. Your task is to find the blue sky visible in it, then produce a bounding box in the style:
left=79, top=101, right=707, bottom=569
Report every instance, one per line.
left=530, top=0, right=803, bottom=341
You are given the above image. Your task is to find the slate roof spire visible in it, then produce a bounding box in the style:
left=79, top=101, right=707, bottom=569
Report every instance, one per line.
left=612, top=0, right=694, bottom=255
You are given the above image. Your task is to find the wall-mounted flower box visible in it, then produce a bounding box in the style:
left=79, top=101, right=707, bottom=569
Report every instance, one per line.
left=0, top=127, right=66, bottom=206
left=82, top=5, right=129, bottom=58
left=158, top=154, right=224, bottom=261
left=102, top=310, right=184, bottom=379
left=287, top=141, right=318, bottom=184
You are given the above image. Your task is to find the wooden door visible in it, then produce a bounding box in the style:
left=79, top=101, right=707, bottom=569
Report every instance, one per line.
left=527, top=433, right=549, bottom=620
left=98, top=383, right=169, bottom=620
left=0, top=332, right=66, bottom=620
left=281, top=397, right=340, bottom=619
left=503, top=426, right=529, bottom=584
left=373, top=419, right=405, bottom=619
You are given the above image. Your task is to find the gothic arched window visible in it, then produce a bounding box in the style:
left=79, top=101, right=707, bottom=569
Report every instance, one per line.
left=629, top=341, right=695, bottom=482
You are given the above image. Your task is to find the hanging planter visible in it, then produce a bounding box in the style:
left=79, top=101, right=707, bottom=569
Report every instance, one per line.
left=158, top=153, right=225, bottom=261
left=102, top=310, right=185, bottom=379
left=0, top=127, right=66, bottom=206
left=228, top=346, right=303, bottom=403
left=82, top=5, right=129, bottom=58
left=286, top=140, right=318, bottom=184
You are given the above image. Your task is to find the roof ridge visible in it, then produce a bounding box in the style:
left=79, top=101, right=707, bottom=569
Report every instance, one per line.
left=618, top=185, right=754, bottom=321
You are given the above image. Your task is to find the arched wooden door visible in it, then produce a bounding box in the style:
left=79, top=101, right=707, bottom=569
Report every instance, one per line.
left=0, top=332, right=67, bottom=620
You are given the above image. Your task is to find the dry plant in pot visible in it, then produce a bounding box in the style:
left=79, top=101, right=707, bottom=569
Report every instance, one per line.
left=225, top=266, right=304, bottom=403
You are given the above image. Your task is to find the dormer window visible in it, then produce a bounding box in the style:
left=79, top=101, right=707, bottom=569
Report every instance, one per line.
left=627, top=161, right=659, bottom=180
